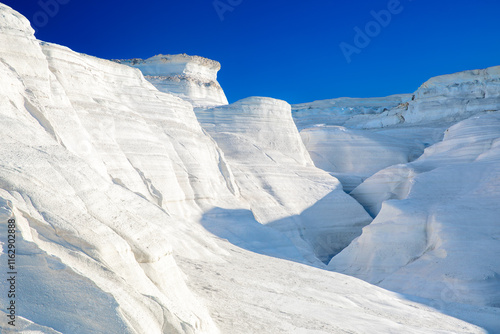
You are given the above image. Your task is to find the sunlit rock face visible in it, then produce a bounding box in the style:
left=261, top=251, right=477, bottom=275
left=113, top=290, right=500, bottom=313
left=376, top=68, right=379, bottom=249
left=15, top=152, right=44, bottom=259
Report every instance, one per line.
left=196, top=97, right=372, bottom=263
left=115, top=54, right=229, bottom=108
left=292, top=94, right=412, bottom=130
left=293, top=65, right=500, bottom=333
left=404, top=66, right=500, bottom=123
left=0, top=3, right=499, bottom=333
left=330, top=114, right=500, bottom=311
left=0, top=4, right=229, bottom=333
left=293, top=67, right=500, bottom=132
left=300, top=126, right=430, bottom=192
left=0, top=4, right=374, bottom=332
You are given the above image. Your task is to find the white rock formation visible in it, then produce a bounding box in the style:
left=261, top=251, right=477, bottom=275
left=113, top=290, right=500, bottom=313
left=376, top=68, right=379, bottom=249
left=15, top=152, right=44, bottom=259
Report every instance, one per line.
left=196, top=97, right=372, bottom=263
left=404, top=66, right=500, bottom=124
left=292, top=94, right=412, bottom=130
left=115, top=54, right=229, bottom=108
left=294, top=67, right=500, bottom=194
left=0, top=5, right=226, bottom=332
left=293, top=66, right=500, bottom=131
left=329, top=114, right=500, bottom=332
left=293, top=66, right=500, bottom=333
left=300, top=126, right=434, bottom=192
left=0, top=3, right=498, bottom=333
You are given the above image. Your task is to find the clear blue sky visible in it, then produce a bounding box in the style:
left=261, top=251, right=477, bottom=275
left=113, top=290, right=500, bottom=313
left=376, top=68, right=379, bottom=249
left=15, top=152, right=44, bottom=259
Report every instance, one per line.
left=3, top=0, right=500, bottom=104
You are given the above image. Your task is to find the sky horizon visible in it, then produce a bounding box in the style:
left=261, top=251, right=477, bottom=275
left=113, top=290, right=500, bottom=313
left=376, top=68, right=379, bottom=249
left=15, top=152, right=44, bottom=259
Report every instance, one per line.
left=3, top=0, right=500, bottom=104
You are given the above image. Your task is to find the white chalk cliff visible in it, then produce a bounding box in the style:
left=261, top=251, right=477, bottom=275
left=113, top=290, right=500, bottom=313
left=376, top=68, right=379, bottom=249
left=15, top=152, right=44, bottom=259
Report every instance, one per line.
left=196, top=97, right=371, bottom=263
left=294, top=66, right=500, bottom=332
left=0, top=3, right=499, bottom=334
left=114, top=54, right=229, bottom=108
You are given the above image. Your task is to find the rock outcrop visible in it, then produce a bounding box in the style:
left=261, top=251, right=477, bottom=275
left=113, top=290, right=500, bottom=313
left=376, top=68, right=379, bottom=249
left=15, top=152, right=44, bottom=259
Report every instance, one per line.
left=115, top=54, right=229, bottom=108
